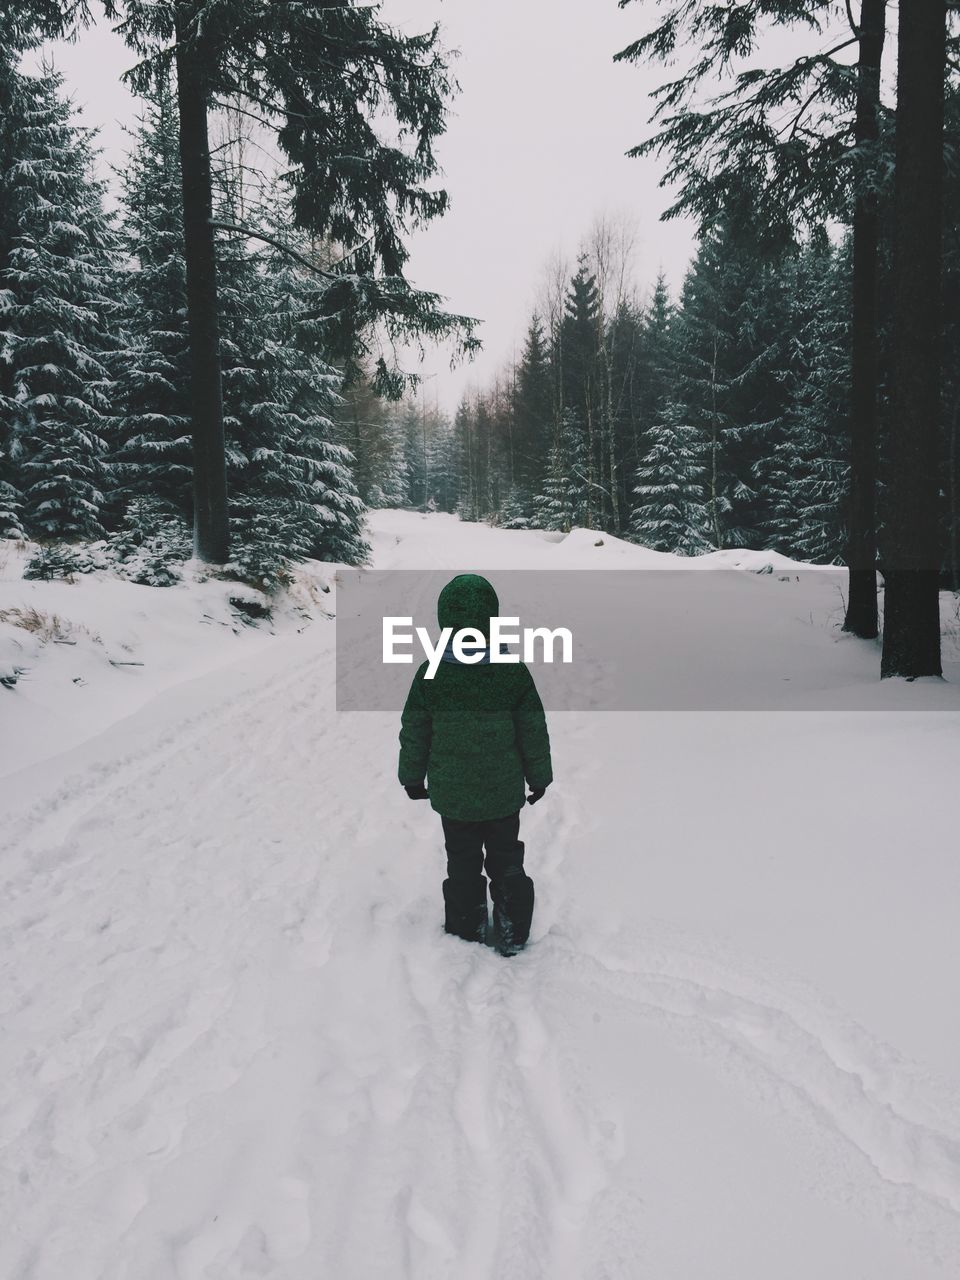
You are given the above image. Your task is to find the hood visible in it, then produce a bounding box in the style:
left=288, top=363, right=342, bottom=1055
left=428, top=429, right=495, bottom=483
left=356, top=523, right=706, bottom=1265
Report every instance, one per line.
left=437, top=573, right=499, bottom=641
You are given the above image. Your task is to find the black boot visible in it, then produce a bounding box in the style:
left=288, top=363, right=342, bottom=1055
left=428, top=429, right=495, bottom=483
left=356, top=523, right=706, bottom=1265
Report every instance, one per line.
left=489, top=870, right=534, bottom=955
left=485, top=821, right=534, bottom=956
left=442, top=875, right=488, bottom=943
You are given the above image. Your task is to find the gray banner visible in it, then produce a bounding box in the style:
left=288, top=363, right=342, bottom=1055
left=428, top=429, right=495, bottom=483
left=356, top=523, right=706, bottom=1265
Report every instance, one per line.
left=335, top=569, right=958, bottom=711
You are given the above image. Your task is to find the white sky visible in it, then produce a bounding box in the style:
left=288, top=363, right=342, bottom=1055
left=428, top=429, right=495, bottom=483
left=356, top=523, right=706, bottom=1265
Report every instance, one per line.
left=42, top=1, right=863, bottom=412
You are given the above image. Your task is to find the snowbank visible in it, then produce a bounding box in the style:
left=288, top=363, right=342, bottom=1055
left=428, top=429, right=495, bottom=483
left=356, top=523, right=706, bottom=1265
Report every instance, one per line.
left=0, top=541, right=336, bottom=778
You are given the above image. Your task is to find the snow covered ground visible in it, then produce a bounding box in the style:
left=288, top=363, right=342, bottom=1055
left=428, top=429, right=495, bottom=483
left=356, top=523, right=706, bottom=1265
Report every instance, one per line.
left=2, top=510, right=960, bottom=1279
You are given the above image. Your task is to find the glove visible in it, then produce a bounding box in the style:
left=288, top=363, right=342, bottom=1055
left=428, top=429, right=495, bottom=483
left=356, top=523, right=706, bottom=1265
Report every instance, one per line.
left=526, top=786, right=547, bottom=806
left=404, top=782, right=429, bottom=800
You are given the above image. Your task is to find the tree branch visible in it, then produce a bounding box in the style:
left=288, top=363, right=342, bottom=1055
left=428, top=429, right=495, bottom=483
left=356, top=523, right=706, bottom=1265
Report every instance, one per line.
left=209, top=219, right=337, bottom=278
left=210, top=220, right=378, bottom=278
left=785, top=84, right=826, bottom=140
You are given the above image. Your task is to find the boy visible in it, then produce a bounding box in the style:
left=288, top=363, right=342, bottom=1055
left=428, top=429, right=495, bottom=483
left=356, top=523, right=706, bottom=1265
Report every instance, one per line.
left=398, top=573, right=553, bottom=955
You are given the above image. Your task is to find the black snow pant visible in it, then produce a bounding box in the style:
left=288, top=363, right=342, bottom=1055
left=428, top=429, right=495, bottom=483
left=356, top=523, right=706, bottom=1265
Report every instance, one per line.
left=440, top=811, right=534, bottom=949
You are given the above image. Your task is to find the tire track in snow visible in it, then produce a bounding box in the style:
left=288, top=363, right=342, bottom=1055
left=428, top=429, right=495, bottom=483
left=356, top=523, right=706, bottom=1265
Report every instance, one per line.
left=0, top=624, right=334, bottom=885
left=537, top=932, right=960, bottom=1266
left=0, top=626, right=354, bottom=1279
left=386, top=936, right=614, bottom=1280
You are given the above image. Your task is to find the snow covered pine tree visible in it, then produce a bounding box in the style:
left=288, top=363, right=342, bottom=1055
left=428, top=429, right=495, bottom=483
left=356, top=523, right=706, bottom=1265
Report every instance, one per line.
left=0, top=65, right=118, bottom=545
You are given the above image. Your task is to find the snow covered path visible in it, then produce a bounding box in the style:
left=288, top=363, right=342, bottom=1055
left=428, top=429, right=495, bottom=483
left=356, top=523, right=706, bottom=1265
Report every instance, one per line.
left=2, top=510, right=960, bottom=1278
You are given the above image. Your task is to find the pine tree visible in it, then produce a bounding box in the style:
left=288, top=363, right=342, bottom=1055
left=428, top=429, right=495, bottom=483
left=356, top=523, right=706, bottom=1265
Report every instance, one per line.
left=398, top=399, right=428, bottom=510
left=636, top=275, right=673, bottom=429
left=559, top=257, right=601, bottom=527
left=495, top=487, right=530, bottom=530
left=426, top=416, right=458, bottom=512
left=631, top=405, right=710, bottom=554
left=0, top=65, right=118, bottom=542
left=335, top=375, right=407, bottom=509
left=765, top=235, right=850, bottom=563
left=0, top=476, right=24, bottom=540
left=472, top=397, right=495, bottom=518
left=363, top=411, right=409, bottom=509
left=602, top=296, right=644, bottom=529
left=617, top=0, right=891, bottom=636
left=112, top=76, right=192, bottom=523
left=666, top=225, right=790, bottom=550
left=535, top=410, right=589, bottom=533
left=583, top=275, right=672, bottom=535
left=450, top=394, right=501, bottom=521
left=215, top=195, right=368, bottom=576
left=512, top=316, right=552, bottom=508
left=453, top=398, right=478, bottom=520
left=668, top=235, right=737, bottom=549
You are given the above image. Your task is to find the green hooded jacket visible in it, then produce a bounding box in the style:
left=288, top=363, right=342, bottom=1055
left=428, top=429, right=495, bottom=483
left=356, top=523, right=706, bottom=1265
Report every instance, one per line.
left=398, top=574, right=553, bottom=821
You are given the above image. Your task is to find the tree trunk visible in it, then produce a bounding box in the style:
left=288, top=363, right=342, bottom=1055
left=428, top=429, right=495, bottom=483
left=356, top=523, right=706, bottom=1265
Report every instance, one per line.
left=584, top=381, right=595, bottom=530
left=949, top=391, right=959, bottom=591
left=709, top=330, right=722, bottom=549
left=843, top=0, right=886, bottom=638
left=604, top=338, right=621, bottom=533
left=880, top=0, right=945, bottom=677
left=174, top=3, right=229, bottom=563
left=421, top=403, right=429, bottom=510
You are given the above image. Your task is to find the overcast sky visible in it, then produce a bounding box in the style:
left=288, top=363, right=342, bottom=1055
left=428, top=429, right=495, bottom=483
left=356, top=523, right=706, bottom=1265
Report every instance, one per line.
left=43, top=3, right=731, bottom=410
